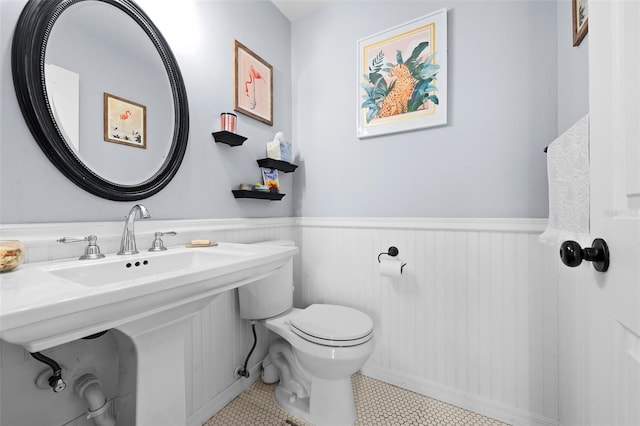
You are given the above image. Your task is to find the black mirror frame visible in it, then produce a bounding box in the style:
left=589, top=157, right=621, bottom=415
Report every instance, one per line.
left=11, top=0, right=189, bottom=201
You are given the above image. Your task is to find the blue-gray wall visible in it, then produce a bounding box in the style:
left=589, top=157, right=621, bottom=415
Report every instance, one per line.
left=291, top=1, right=557, bottom=218
left=0, top=0, right=292, bottom=223
left=556, top=0, right=589, bottom=134
left=0, top=0, right=589, bottom=223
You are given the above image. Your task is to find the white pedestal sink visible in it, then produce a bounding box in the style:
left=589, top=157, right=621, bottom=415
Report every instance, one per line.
left=0, top=242, right=298, bottom=426
left=115, top=299, right=205, bottom=426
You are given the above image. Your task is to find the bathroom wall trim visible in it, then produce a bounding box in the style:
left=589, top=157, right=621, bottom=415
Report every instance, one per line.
left=0, top=217, right=546, bottom=243
left=0, top=217, right=295, bottom=263
left=296, top=217, right=547, bottom=233
left=0, top=217, right=295, bottom=243
left=362, top=364, right=560, bottom=426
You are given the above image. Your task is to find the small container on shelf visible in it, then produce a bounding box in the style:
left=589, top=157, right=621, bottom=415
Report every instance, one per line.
left=253, top=183, right=269, bottom=192
left=0, top=240, right=25, bottom=272
left=220, top=112, right=237, bottom=133
left=212, top=112, right=246, bottom=146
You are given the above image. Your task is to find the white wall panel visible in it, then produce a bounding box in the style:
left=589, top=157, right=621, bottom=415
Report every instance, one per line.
left=294, top=218, right=559, bottom=426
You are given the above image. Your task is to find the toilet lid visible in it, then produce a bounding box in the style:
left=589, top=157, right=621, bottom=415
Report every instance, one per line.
left=289, top=304, right=373, bottom=347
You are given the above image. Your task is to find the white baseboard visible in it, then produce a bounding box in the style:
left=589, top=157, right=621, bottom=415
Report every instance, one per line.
left=360, top=364, right=560, bottom=426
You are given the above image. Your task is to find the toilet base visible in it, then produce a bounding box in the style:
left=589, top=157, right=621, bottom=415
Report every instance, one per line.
left=274, top=375, right=356, bottom=426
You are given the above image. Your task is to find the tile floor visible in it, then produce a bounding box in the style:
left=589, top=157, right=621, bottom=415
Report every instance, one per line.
left=204, top=373, right=510, bottom=426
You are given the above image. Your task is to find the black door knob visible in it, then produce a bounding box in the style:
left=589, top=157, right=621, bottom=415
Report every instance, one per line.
left=559, top=238, right=610, bottom=272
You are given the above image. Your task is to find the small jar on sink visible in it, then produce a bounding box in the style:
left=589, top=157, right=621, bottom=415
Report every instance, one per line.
left=0, top=240, right=25, bottom=272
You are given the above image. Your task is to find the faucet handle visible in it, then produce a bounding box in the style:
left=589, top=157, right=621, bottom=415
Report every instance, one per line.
left=148, top=231, right=177, bottom=252
left=57, top=235, right=106, bottom=260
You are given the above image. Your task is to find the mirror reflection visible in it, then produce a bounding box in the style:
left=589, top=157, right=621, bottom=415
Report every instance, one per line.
left=44, top=0, right=174, bottom=185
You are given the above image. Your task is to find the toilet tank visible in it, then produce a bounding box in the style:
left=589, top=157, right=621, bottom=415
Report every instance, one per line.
left=238, top=240, right=295, bottom=320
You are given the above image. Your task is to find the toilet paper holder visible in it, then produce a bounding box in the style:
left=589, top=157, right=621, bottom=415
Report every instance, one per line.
left=377, top=246, right=407, bottom=273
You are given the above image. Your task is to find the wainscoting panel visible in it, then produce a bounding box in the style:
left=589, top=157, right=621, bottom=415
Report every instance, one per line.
left=294, top=218, right=559, bottom=426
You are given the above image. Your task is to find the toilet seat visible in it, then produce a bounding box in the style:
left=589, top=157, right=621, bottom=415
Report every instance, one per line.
left=289, top=304, right=373, bottom=347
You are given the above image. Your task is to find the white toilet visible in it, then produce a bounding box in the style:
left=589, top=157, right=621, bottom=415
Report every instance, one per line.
left=238, top=241, right=375, bottom=426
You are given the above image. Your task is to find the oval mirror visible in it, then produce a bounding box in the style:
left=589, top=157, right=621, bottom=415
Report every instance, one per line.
left=12, top=0, right=189, bottom=201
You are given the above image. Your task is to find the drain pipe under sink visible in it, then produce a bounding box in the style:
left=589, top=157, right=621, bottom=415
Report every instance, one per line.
left=74, top=374, right=116, bottom=426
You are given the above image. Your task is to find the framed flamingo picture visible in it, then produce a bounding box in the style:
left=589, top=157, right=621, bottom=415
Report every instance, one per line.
left=234, top=40, right=273, bottom=126
left=103, top=93, right=146, bottom=149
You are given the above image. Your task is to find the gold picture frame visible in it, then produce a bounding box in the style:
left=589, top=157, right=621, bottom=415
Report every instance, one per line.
left=572, top=0, right=588, bottom=46
left=233, top=40, right=273, bottom=126
left=103, top=93, right=146, bottom=149
left=357, top=9, right=447, bottom=138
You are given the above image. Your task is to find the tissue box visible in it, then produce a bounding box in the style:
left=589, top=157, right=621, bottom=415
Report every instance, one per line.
left=279, top=141, right=292, bottom=163
left=266, top=133, right=292, bottom=163
left=267, top=141, right=281, bottom=160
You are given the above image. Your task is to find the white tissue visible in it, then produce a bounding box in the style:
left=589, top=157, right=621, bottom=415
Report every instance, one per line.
left=380, top=259, right=403, bottom=278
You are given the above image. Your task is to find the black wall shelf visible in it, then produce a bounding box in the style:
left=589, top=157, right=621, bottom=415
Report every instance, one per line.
left=256, top=158, right=298, bottom=173
left=212, top=131, right=247, bottom=146
left=216, top=134, right=297, bottom=201
left=232, top=190, right=285, bottom=200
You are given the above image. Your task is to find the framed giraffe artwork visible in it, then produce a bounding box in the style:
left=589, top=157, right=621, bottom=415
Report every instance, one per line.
left=103, top=93, right=146, bottom=149
left=357, top=9, right=447, bottom=138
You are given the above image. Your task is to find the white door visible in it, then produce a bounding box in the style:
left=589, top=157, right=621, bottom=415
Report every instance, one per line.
left=588, top=1, right=640, bottom=424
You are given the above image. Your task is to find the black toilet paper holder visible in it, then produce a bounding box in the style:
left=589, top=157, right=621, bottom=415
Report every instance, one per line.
left=377, top=246, right=407, bottom=272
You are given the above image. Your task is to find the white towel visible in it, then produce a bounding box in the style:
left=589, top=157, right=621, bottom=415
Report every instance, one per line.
left=539, top=114, right=590, bottom=246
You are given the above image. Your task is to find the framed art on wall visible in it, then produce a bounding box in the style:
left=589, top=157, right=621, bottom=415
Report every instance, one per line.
left=234, top=40, right=273, bottom=126
left=572, top=0, right=588, bottom=46
left=357, top=9, right=447, bottom=138
left=103, top=93, right=146, bottom=149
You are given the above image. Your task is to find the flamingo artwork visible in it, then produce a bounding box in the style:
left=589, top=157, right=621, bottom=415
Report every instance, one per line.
left=104, top=93, right=146, bottom=148
left=119, top=110, right=132, bottom=130
left=244, top=65, right=263, bottom=110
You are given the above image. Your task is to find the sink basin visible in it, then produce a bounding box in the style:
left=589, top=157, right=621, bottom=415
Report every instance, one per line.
left=0, top=242, right=298, bottom=351
left=45, top=248, right=244, bottom=287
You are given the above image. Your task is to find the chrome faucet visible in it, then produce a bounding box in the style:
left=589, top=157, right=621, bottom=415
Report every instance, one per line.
left=117, top=204, right=151, bottom=255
